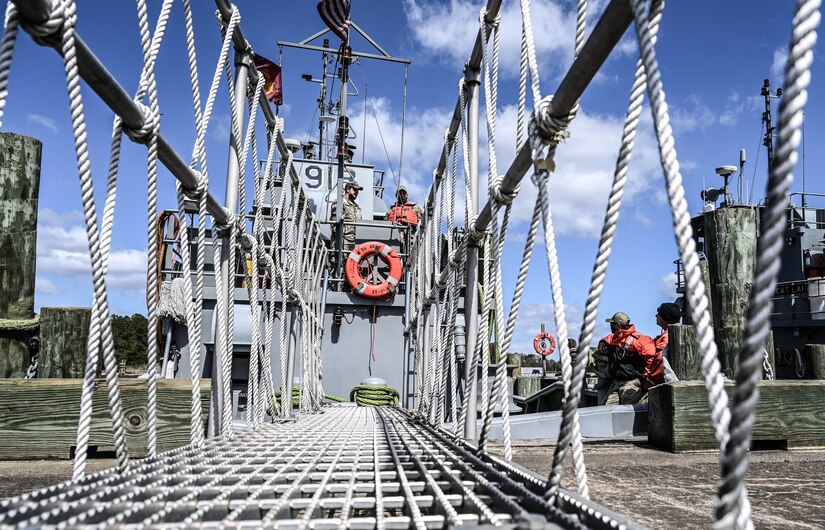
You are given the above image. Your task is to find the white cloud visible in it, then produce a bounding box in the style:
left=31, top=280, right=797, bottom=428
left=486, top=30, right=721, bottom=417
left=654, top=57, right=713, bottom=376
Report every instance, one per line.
left=208, top=113, right=231, bottom=142
left=38, top=208, right=84, bottom=227
left=403, top=0, right=629, bottom=80
left=670, top=95, right=717, bottom=133
left=27, top=113, right=58, bottom=134
left=404, top=0, right=576, bottom=75
left=349, top=97, right=454, bottom=202
left=352, top=96, right=662, bottom=238
left=35, top=277, right=59, bottom=295
left=36, top=217, right=147, bottom=293
left=771, top=47, right=787, bottom=80
left=659, top=271, right=678, bottom=298
left=496, top=106, right=662, bottom=237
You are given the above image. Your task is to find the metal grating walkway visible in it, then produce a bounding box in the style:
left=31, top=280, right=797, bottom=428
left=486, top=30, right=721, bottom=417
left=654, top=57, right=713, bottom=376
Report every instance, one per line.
left=0, top=407, right=643, bottom=529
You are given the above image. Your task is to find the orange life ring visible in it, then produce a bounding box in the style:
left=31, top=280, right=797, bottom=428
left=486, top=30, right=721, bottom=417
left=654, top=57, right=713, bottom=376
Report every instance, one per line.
left=345, top=241, right=403, bottom=298
left=533, top=332, right=556, bottom=357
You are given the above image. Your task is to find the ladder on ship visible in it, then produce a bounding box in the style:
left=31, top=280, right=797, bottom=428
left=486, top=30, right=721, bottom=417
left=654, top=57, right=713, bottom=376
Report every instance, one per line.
left=0, top=0, right=820, bottom=528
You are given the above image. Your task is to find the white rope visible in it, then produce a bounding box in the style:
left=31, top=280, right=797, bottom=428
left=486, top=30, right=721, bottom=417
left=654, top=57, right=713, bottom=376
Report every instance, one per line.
left=243, top=74, right=266, bottom=429
left=134, top=0, right=163, bottom=459
left=717, top=2, right=820, bottom=528
left=0, top=2, right=20, bottom=128
left=49, top=0, right=130, bottom=479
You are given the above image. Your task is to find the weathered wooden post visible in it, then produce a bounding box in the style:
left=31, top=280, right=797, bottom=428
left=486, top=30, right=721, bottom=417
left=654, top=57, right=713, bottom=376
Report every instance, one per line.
left=699, top=259, right=714, bottom=321
left=805, top=344, right=825, bottom=380
left=0, top=132, right=42, bottom=378
left=668, top=324, right=701, bottom=380
left=38, top=307, right=93, bottom=377
left=704, top=206, right=758, bottom=378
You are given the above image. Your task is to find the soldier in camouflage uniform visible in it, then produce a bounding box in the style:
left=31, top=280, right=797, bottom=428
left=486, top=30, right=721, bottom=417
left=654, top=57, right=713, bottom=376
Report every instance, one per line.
left=331, top=178, right=363, bottom=255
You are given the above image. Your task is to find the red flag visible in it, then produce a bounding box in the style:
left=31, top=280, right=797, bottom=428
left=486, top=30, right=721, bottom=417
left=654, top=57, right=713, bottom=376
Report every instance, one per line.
left=317, top=0, right=351, bottom=42
left=252, top=53, right=283, bottom=106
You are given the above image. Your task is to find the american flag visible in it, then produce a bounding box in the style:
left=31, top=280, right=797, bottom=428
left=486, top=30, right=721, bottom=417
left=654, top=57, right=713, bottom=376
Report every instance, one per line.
left=317, top=0, right=351, bottom=42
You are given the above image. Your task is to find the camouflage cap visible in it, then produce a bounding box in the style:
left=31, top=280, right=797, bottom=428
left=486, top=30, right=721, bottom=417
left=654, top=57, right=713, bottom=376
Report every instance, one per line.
left=344, top=178, right=363, bottom=190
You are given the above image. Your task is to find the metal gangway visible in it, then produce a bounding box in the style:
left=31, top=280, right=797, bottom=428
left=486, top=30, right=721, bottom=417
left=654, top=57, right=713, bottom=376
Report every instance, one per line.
left=0, top=0, right=820, bottom=528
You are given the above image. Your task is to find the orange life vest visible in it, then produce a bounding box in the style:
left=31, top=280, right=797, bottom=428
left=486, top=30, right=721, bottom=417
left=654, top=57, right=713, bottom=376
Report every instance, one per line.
left=387, top=203, right=419, bottom=226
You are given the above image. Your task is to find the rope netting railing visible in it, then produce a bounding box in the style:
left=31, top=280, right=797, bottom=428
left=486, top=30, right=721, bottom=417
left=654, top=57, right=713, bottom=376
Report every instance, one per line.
left=0, top=0, right=821, bottom=528
left=409, top=0, right=820, bottom=527
left=0, top=0, right=328, bottom=479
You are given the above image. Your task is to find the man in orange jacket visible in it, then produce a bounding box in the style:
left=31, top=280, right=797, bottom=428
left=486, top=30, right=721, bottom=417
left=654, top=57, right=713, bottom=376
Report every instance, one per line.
left=598, top=311, right=663, bottom=405
left=385, top=185, right=423, bottom=228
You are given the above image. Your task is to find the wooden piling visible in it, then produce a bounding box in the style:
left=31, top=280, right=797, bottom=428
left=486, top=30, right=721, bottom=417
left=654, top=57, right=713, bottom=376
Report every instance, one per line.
left=668, top=324, right=701, bottom=380
left=703, top=207, right=758, bottom=378
left=0, top=133, right=42, bottom=377
left=668, top=325, right=775, bottom=381
left=38, top=307, right=93, bottom=378
left=805, top=344, right=825, bottom=380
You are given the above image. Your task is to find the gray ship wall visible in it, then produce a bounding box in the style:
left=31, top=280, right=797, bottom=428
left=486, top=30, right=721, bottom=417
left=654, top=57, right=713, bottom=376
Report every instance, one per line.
left=320, top=292, right=407, bottom=400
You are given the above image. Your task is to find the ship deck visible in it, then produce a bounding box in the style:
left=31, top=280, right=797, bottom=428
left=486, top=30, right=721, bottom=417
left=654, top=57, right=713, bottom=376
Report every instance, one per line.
left=1, top=407, right=823, bottom=529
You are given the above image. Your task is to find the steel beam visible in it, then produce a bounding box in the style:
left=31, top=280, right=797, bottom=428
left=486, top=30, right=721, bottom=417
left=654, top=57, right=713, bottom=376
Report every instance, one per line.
left=424, top=0, right=634, bottom=232
left=462, top=73, right=480, bottom=442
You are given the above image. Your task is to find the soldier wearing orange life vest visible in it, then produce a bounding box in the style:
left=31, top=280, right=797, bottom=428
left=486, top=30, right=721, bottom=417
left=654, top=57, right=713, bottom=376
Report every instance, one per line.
left=384, top=185, right=423, bottom=228
left=597, top=311, right=663, bottom=405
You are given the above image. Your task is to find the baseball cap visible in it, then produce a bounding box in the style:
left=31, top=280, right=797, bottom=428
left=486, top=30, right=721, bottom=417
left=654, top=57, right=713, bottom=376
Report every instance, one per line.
left=397, top=185, right=408, bottom=195
left=605, top=312, right=631, bottom=326
left=344, top=178, right=363, bottom=190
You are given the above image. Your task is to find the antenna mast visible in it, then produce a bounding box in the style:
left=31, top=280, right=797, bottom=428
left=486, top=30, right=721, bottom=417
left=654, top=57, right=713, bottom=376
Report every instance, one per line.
left=761, top=78, right=782, bottom=173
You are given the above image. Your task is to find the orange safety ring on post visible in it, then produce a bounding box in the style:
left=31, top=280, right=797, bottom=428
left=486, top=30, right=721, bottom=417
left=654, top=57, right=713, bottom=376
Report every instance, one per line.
left=345, top=241, right=404, bottom=299
left=533, top=332, right=556, bottom=357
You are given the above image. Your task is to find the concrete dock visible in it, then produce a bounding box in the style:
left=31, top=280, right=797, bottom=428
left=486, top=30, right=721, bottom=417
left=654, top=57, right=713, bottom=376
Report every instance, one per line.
left=491, top=438, right=825, bottom=529
left=2, top=439, right=824, bottom=529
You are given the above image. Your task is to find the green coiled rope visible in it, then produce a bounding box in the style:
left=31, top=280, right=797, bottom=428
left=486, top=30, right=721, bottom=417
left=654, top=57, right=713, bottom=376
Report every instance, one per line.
left=267, top=387, right=348, bottom=415
left=349, top=384, right=400, bottom=406
left=266, top=385, right=399, bottom=414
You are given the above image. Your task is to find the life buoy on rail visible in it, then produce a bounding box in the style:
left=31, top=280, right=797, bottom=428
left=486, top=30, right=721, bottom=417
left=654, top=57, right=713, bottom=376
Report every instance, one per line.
left=345, top=241, right=403, bottom=299
left=533, top=332, right=556, bottom=357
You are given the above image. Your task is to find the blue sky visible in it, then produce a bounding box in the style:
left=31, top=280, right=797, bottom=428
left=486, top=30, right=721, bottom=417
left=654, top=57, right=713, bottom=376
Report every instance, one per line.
left=2, top=0, right=823, bottom=355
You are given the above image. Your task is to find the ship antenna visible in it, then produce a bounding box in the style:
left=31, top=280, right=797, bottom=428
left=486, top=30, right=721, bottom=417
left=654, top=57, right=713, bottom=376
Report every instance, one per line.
left=760, top=78, right=782, bottom=173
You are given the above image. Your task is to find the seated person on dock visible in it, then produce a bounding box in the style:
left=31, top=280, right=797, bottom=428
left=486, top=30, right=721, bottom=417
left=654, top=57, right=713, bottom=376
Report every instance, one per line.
left=597, top=312, right=663, bottom=405
left=654, top=302, right=681, bottom=383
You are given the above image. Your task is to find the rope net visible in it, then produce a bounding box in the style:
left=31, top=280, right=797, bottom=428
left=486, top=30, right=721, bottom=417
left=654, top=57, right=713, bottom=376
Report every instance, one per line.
left=0, top=0, right=820, bottom=529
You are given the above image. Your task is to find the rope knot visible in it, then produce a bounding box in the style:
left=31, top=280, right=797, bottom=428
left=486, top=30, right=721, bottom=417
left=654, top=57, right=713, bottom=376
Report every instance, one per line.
left=479, top=9, right=501, bottom=30
left=466, top=218, right=484, bottom=242
left=184, top=171, right=208, bottom=201
left=530, top=95, right=575, bottom=148
left=491, top=181, right=517, bottom=205
left=213, top=207, right=234, bottom=231
left=123, top=102, right=159, bottom=144
left=20, top=1, right=67, bottom=48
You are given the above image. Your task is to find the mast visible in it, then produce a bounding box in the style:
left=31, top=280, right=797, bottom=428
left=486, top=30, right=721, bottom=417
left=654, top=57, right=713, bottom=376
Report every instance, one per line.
left=761, top=78, right=782, bottom=173
left=334, top=41, right=352, bottom=278
left=319, top=39, right=329, bottom=159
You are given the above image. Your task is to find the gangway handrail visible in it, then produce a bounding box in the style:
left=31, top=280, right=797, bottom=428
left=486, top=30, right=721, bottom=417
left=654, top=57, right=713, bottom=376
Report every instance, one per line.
left=10, top=0, right=320, bottom=248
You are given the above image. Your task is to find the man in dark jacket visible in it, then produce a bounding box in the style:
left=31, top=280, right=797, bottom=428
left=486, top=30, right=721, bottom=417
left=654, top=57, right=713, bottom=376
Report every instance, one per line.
left=654, top=302, right=681, bottom=383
